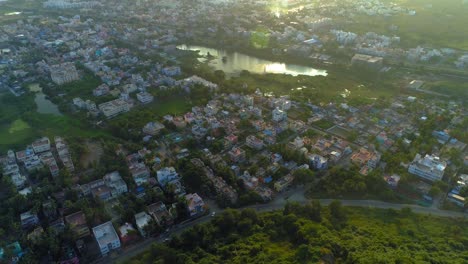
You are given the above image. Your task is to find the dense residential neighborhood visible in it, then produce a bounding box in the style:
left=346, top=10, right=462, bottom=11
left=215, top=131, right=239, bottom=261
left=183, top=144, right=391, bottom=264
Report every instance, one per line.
left=0, top=0, right=467, bottom=263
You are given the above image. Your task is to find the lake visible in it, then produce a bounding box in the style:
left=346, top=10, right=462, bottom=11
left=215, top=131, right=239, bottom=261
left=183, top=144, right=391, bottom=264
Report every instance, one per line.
left=177, top=44, right=327, bottom=77
left=28, top=83, right=62, bottom=116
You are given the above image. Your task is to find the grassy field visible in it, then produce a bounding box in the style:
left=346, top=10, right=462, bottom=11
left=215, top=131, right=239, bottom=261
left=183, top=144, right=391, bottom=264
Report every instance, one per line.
left=0, top=113, right=110, bottom=153
left=0, top=119, right=36, bottom=150
left=108, top=96, right=193, bottom=131
left=343, top=0, right=468, bottom=50
left=425, top=80, right=468, bottom=99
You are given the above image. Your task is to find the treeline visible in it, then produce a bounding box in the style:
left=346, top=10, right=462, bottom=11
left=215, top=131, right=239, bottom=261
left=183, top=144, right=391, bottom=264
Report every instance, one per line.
left=128, top=202, right=468, bottom=264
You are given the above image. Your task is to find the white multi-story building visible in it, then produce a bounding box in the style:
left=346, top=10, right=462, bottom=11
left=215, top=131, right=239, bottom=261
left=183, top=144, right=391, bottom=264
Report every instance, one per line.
left=32, top=137, right=51, bottom=153
left=134, top=212, right=152, bottom=237
left=55, top=137, right=75, bottom=172
left=157, top=167, right=179, bottom=187
left=98, top=99, right=130, bottom=118
left=50, top=63, right=79, bottom=85
left=104, top=171, right=128, bottom=197
left=272, top=107, right=287, bottom=122
left=408, top=154, right=447, bottom=182
left=92, top=222, right=121, bottom=256
left=136, top=92, right=154, bottom=104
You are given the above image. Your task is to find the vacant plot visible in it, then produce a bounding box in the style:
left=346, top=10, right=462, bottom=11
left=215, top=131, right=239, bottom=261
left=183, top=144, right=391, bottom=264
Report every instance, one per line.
left=327, top=125, right=351, bottom=139
left=312, top=119, right=335, bottom=130
left=80, top=141, right=104, bottom=168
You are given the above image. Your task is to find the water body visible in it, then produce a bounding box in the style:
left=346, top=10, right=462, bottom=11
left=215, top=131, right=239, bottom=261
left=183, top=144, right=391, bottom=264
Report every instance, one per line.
left=177, top=44, right=327, bottom=77
left=28, top=83, right=62, bottom=116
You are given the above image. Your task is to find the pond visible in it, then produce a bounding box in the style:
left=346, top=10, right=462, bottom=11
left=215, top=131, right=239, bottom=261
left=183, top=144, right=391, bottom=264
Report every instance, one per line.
left=177, top=44, right=327, bottom=78
left=28, top=83, right=62, bottom=116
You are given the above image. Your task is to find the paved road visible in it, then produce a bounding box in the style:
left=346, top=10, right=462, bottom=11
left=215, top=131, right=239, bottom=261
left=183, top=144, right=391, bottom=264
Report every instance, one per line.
left=99, top=188, right=466, bottom=264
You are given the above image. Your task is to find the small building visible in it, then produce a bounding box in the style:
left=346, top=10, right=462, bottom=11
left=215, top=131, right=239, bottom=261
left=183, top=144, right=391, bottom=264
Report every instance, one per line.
left=20, top=211, right=39, bottom=229
left=228, top=147, right=246, bottom=163
left=103, top=171, right=128, bottom=197
left=142, top=121, right=165, bottom=136
left=447, top=193, right=465, bottom=207
left=92, top=222, right=121, bottom=256
left=135, top=212, right=152, bottom=237
left=308, top=154, right=328, bottom=170
left=246, top=135, right=264, bottom=150
left=274, top=174, right=294, bottom=192
left=156, top=167, right=179, bottom=187
left=91, top=186, right=112, bottom=201
left=65, top=211, right=90, bottom=239
left=272, top=107, right=287, bottom=122
left=186, top=193, right=206, bottom=218
left=407, top=80, right=425, bottom=90
left=136, top=92, right=154, bottom=104
left=130, top=163, right=151, bottom=186
left=147, top=202, right=174, bottom=227
left=351, top=148, right=381, bottom=170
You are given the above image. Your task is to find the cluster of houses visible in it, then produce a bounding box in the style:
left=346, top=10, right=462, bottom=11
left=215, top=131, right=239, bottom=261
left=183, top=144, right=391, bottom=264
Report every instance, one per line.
left=1, top=136, right=74, bottom=192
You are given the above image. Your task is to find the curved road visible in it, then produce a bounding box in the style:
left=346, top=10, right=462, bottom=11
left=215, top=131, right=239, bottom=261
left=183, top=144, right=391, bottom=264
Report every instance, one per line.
left=99, top=189, right=466, bottom=264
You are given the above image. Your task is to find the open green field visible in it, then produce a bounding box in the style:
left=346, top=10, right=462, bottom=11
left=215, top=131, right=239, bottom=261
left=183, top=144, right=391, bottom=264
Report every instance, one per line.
left=108, top=97, right=193, bottom=131
left=0, top=119, right=36, bottom=150
left=150, top=97, right=192, bottom=115
left=343, top=0, right=468, bottom=50
left=425, top=80, right=468, bottom=99
left=0, top=113, right=110, bottom=153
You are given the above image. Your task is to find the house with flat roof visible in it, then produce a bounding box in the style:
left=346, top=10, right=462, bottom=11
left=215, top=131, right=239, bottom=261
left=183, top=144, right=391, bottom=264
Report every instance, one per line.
left=156, top=167, right=179, bottom=187
left=32, top=137, right=51, bottom=153
left=130, top=163, right=151, bottom=186
left=274, top=173, right=294, bottom=192
left=91, top=186, right=112, bottom=201
left=351, top=54, right=383, bottom=69
left=147, top=202, right=174, bottom=227
left=136, top=92, right=154, bottom=104
left=20, top=211, right=39, bottom=229
left=98, top=99, right=130, bottom=118
left=246, top=135, right=264, bottom=150
left=92, top=222, right=121, bottom=256
left=103, top=171, right=128, bottom=197
left=408, top=154, right=447, bottom=182
left=135, top=212, right=152, bottom=237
